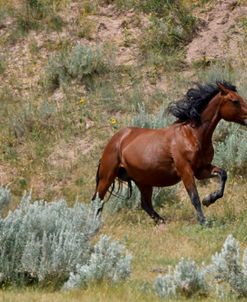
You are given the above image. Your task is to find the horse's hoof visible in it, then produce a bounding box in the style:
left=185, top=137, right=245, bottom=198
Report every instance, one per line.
left=202, top=196, right=211, bottom=207
left=198, top=215, right=206, bottom=225
left=155, top=218, right=166, bottom=225
left=199, top=219, right=212, bottom=228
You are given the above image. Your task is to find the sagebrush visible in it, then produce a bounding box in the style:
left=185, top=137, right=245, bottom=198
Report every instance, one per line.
left=214, top=124, right=247, bottom=175
left=154, top=235, right=247, bottom=299
left=63, top=235, right=132, bottom=290
left=210, top=234, right=247, bottom=297
left=45, top=44, right=110, bottom=91
left=0, top=192, right=131, bottom=288
left=154, top=258, right=208, bottom=298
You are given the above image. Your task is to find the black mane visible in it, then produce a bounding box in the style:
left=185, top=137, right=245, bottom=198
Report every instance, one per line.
left=168, top=81, right=237, bottom=125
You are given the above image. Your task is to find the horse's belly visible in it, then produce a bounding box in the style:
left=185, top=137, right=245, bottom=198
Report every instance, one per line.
left=125, top=163, right=180, bottom=187
left=136, top=171, right=180, bottom=187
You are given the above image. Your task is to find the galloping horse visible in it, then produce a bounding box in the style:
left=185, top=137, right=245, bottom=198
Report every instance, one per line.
left=92, top=81, right=247, bottom=225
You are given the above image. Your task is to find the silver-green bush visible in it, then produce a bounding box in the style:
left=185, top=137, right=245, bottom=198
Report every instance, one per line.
left=154, top=274, right=176, bottom=298
left=45, top=44, right=109, bottom=91
left=63, top=235, right=132, bottom=290
left=67, top=45, right=108, bottom=81
left=214, top=124, right=247, bottom=175
left=0, top=193, right=131, bottom=287
left=154, top=235, right=247, bottom=299
left=0, top=193, right=90, bottom=284
left=211, top=234, right=247, bottom=297
left=0, top=186, right=11, bottom=214
left=154, top=258, right=208, bottom=298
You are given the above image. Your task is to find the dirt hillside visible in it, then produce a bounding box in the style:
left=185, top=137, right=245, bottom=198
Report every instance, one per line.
left=186, top=0, right=247, bottom=64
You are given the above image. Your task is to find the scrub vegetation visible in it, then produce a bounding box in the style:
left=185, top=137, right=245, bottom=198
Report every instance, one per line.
left=0, top=0, right=247, bottom=300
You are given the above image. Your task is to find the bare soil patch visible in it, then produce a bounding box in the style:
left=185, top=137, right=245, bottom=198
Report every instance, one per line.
left=186, top=0, right=247, bottom=64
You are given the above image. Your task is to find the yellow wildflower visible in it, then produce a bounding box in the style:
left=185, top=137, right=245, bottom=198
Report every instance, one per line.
left=79, top=97, right=86, bottom=105
left=110, top=117, right=117, bottom=125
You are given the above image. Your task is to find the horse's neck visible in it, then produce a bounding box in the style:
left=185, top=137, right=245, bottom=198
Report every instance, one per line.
left=197, top=94, right=222, bottom=145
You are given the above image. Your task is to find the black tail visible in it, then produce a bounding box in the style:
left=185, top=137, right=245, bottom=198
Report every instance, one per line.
left=108, top=178, right=133, bottom=201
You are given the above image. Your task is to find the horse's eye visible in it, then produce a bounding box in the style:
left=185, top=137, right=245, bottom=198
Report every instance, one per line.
left=233, top=99, right=240, bottom=107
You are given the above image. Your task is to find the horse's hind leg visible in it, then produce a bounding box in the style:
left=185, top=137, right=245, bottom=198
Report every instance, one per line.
left=92, top=160, right=118, bottom=216
left=137, top=184, right=165, bottom=224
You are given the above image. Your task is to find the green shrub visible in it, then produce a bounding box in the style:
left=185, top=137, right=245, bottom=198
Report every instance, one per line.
left=141, top=14, right=195, bottom=54
left=45, top=44, right=110, bottom=91
left=67, top=45, right=108, bottom=80
left=13, top=0, right=64, bottom=35
left=113, top=0, right=196, bottom=68
left=11, top=100, right=57, bottom=139
left=114, top=0, right=188, bottom=16
left=77, top=18, right=96, bottom=39
left=45, top=50, right=70, bottom=91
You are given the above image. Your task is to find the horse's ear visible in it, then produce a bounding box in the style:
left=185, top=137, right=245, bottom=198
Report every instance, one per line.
left=217, top=82, right=229, bottom=95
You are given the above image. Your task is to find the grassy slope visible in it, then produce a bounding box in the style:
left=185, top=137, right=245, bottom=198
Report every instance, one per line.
left=0, top=0, right=247, bottom=300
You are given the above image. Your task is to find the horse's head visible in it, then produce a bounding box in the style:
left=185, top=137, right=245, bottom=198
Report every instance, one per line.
left=218, top=82, right=247, bottom=126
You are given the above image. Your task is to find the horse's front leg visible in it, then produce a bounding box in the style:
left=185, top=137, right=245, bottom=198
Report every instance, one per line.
left=195, top=165, right=227, bottom=207
left=179, top=165, right=206, bottom=225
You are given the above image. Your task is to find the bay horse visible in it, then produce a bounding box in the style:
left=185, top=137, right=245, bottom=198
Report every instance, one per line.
left=92, top=81, right=247, bottom=225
